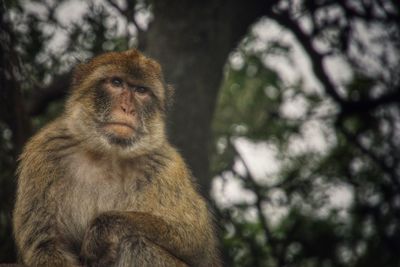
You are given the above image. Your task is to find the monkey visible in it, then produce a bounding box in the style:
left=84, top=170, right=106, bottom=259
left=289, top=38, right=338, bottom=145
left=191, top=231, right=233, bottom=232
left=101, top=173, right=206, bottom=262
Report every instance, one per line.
left=13, top=49, right=221, bottom=267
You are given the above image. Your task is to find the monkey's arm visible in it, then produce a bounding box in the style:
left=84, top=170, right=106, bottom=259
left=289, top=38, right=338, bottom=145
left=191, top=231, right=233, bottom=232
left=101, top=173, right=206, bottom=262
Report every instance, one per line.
left=13, top=125, right=82, bottom=267
left=14, top=173, right=81, bottom=266
left=81, top=210, right=216, bottom=267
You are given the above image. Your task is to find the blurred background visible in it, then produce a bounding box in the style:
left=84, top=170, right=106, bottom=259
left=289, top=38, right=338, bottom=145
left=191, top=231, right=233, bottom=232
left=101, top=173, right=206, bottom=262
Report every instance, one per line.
left=1, top=0, right=400, bottom=266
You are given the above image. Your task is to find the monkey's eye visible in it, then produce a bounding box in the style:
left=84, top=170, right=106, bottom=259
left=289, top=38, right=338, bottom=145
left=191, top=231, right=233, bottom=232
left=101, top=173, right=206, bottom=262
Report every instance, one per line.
left=111, top=77, right=123, bottom=87
left=135, top=86, right=148, bottom=94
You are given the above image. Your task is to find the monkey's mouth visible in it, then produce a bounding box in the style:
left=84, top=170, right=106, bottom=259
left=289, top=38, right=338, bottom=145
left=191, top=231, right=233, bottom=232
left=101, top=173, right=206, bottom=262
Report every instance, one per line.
left=106, top=121, right=135, bottom=129
left=102, top=121, right=136, bottom=139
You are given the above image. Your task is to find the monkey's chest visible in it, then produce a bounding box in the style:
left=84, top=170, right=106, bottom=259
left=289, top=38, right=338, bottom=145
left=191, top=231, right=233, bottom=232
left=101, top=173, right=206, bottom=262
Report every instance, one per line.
left=58, top=171, right=141, bottom=246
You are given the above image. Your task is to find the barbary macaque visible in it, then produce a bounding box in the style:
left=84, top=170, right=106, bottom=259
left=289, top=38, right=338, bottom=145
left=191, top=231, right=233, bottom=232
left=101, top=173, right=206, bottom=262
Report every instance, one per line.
left=13, top=49, right=220, bottom=267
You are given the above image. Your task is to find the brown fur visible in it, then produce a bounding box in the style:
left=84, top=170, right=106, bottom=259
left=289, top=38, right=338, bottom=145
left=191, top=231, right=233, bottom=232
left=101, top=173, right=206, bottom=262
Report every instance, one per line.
left=13, top=49, right=220, bottom=267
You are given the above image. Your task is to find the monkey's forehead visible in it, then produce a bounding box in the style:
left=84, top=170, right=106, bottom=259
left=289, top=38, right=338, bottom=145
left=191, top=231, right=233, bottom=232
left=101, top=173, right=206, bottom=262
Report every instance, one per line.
left=92, top=64, right=158, bottom=81
left=84, top=49, right=162, bottom=78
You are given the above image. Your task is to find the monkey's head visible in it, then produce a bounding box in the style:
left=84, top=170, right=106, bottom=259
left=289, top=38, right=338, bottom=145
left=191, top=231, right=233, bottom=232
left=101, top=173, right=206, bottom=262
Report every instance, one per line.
left=66, top=49, right=172, bottom=155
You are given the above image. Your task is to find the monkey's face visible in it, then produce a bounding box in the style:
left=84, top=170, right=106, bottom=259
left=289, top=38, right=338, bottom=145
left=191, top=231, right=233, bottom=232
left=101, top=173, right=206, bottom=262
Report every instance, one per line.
left=67, top=50, right=170, bottom=150
left=94, top=72, right=164, bottom=146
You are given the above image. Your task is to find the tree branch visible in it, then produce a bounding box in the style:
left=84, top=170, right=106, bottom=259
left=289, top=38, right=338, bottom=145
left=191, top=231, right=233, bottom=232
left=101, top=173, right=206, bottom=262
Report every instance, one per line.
left=229, top=140, right=286, bottom=266
left=341, top=87, right=400, bottom=115
left=336, top=119, right=400, bottom=190
left=105, top=0, right=146, bottom=49
left=268, top=9, right=345, bottom=106
left=268, top=8, right=400, bottom=117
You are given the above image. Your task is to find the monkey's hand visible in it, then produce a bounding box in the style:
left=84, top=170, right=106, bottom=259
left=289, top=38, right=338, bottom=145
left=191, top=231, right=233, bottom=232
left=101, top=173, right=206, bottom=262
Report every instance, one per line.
left=80, top=213, right=123, bottom=267
left=81, top=211, right=191, bottom=267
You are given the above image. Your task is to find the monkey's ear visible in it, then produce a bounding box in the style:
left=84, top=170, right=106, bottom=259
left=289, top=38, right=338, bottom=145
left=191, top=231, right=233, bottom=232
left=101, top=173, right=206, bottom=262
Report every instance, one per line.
left=71, top=63, right=89, bottom=88
left=165, top=84, right=175, bottom=110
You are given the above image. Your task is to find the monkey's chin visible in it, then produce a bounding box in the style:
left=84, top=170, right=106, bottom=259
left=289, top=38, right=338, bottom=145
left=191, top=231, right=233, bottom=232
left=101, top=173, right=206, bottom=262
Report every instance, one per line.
left=106, top=135, right=136, bottom=147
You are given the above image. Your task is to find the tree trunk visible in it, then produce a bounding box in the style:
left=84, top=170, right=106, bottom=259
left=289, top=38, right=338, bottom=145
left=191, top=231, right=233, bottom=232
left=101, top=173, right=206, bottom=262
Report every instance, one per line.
left=0, top=8, right=31, bottom=262
left=145, top=0, right=271, bottom=196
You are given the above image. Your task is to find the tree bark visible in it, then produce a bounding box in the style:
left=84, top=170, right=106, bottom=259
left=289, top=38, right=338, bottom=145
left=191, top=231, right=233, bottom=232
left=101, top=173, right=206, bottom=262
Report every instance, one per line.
left=145, top=0, right=272, bottom=196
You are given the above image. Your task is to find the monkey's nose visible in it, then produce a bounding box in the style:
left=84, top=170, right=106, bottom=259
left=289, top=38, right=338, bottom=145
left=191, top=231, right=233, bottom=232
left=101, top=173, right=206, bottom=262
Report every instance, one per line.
left=120, top=91, right=136, bottom=115
left=120, top=100, right=136, bottom=115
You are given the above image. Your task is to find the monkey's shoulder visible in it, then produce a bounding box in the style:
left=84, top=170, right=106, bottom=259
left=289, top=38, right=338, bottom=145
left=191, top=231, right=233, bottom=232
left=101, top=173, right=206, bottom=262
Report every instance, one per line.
left=20, top=117, right=80, bottom=162
left=151, top=145, right=194, bottom=183
left=21, top=117, right=69, bottom=150
left=147, top=145, right=206, bottom=203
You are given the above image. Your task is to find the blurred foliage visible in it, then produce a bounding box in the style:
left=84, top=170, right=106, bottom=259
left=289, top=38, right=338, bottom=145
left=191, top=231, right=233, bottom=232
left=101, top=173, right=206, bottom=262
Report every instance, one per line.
left=1, top=0, right=400, bottom=266
left=211, top=1, right=400, bottom=265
